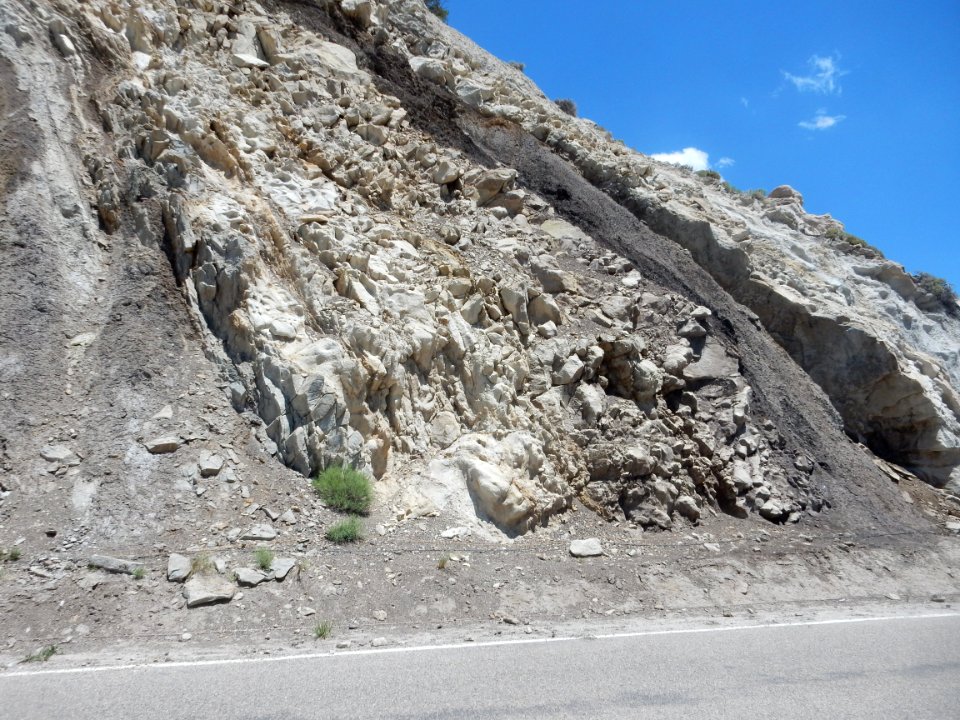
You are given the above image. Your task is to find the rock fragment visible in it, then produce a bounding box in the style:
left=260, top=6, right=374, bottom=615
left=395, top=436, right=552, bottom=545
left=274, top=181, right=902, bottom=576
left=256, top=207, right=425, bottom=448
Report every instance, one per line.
left=145, top=436, right=180, bottom=454
left=569, top=538, right=603, bottom=557
left=88, top=555, right=144, bottom=575
left=184, top=576, right=236, bottom=607
left=167, top=553, right=191, bottom=582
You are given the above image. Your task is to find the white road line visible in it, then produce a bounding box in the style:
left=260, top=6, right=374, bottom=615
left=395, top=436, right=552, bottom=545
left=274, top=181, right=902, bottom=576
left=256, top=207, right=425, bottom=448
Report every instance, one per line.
left=2, top=611, right=957, bottom=680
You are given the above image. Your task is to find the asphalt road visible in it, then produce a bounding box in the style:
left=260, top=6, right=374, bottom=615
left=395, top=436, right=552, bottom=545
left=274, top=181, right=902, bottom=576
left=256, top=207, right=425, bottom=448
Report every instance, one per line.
left=3, top=613, right=959, bottom=719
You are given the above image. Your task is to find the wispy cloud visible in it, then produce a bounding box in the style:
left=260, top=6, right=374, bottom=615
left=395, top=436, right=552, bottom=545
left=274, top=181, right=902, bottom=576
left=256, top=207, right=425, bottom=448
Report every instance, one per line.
left=798, top=110, right=846, bottom=130
left=740, top=97, right=749, bottom=108
left=650, top=147, right=711, bottom=171
left=716, top=157, right=735, bottom=169
left=784, top=54, right=845, bottom=95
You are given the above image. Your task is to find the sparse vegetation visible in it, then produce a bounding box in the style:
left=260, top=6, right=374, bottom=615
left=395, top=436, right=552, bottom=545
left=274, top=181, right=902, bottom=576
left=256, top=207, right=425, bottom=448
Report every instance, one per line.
left=293, top=558, right=309, bottom=580
left=554, top=98, right=578, bottom=117
left=191, top=553, right=214, bottom=576
left=425, top=0, right=447, bottom=21
left=254, top=547, right=274, bottom=571
left=695, top=169, right=721, bottom=182
left=437, top=553, right=451, bottom=570
left=823, top=226, right=884, bottom=258
left=325, top=517, right=363, bottom=544
left=507, top=61, right=526, bottom=73
left=914, top=272, right=958, bottom=313
left=313, top=464, right=373, bottom=515
left=1, top=546, right=21, bottom=562
left=22, top=645, right=58, bottom=663
left=132, top=566, right=146, bottom=580
left=313, top=620, right=333, bottom=639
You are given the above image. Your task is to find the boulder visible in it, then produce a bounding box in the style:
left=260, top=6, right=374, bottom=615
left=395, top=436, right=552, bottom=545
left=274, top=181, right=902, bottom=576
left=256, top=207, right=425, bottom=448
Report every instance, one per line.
left=528, top=294, right=561, bottom=326
left=674, top=495, right=701, bottom=521
left=473, top=168, right=517, bottom=205
left=235, top=567, right=267, bottom=586
left=198, top=453, right=225, bottom=477
left=183, top=576, right=236, bottom=607
left=768, top=185, right=804, bottom=204
left=553, top=355, right=585, bottom=385
left=167, top=554, right=191, bottom=582
left=569, top=538, right=603, bottom=557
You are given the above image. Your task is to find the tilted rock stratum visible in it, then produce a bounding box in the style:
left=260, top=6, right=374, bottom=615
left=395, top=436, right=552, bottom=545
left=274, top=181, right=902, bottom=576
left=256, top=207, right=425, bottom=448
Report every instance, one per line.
left=1, top=0, right=958, bottom=556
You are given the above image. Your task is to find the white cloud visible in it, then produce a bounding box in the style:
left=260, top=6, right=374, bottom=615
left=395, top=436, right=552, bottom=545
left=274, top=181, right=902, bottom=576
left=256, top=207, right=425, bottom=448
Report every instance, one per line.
left=740, top=97, right=749, bottom=108
left=798, top=111, right=846, bottom=130
left=650, top=147, right=711, bottom=171
left=784, top=54, right=845, bottom=94
left=716, top=157, right=735, bottom=169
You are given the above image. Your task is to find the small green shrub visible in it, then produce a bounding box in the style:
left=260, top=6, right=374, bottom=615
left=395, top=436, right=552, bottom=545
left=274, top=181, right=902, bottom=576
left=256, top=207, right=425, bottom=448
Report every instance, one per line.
left=695, top=169, right=721, bottom=181
left=425, top=0, right=447, bottom=21
left=22, top=645, right=58, bottom=663
left=823, top=226, right=883, bottom=258
left=747, top=189, right=767, bottom=200
left=915, top=272, right=958, bottom=311
left=325, top=517, right=363, bottom=544
left=313, top=465, right=373, bottom=514
left=313, top=620, right=332, bottom=639
left=554, top=98, right=578, bottom=117
left=2, top=547, right=21, bottom=562
left=507, top=61, right=526, bottom=73
left=254, top=547, right=274, bottom=571
left=132, top=566, right=146, bottom=580
left=437, top=553, right=451, bottom=570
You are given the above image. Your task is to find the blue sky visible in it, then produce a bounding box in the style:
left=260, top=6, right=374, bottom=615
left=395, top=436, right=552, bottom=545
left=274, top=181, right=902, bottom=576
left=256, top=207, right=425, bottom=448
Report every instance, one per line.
left=448, top=1, right=960, bottom=291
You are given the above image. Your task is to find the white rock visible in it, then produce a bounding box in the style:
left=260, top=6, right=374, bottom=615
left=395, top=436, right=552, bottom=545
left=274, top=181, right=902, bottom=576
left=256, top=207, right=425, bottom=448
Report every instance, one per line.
left=145, top=436, right=180, bottom=454
left=553, top=355, right=585, bottom=385
left=569, top=538, right=603, bottom=557
left=440, top=526, right=471, bottom=539
left=231, top=52, right=269, bottom=69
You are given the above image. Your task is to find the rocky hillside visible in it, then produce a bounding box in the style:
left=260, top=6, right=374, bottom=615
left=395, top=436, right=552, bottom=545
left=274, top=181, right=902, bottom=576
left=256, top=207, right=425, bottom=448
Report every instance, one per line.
left=1, top=0, right=958, bottom=553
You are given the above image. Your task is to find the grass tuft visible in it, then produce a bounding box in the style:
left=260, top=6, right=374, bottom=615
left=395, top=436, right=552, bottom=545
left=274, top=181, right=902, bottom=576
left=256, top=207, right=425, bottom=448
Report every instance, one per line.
left=312, top=465, right=373, bottom=515
left=313, top=620, right=332, bottom=639
left=1, top=547, right=21, bottom=562
left=191, top=554, right=214, bottom=576
left=437, top=553, right=452, bottom=570
left=325, top=517, right=363, bottom=544
left=22, top=645, right=58, bottom=663
left=254, top=547, right=274, bottom=571
left=132, top=566, right=146, bottom=580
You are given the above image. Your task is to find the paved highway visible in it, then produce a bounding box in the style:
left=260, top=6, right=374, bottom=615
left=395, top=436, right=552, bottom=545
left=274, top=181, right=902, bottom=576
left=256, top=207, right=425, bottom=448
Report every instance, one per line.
left=3, top=612, right=959, bottom=719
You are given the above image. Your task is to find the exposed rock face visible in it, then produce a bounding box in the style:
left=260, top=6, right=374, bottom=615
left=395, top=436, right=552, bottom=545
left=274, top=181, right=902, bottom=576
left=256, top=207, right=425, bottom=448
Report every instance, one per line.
left=0, top=0, right=956, bottom=552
